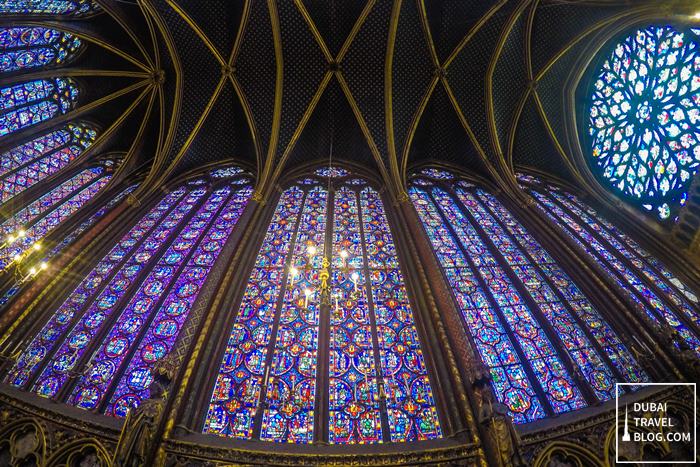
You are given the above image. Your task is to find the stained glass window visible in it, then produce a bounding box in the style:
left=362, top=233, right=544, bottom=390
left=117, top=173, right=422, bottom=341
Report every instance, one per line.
left=410, top=169, right=650, bottom=423
left=204, top=174, right=441, bottom=443
left=4, top=171, right=252, bottom=416
left=0, top=163, right=112, bottom=270
left=0, top=78, right=79, bottom=137
left=586, top=24, right=700, bottom=221
left=0, top=0, right=98, bottom=16
left=0, top=27, right=81, bottom=73
left=315, top=166, right=349, bottom=178
left=521, top=175, right=700, bottom=355
left=0, top=123, right=95, bottom=205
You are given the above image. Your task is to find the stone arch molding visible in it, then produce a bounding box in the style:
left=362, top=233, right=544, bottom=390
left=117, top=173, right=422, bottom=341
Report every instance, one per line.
left=0, top=418, right=47, bottom=466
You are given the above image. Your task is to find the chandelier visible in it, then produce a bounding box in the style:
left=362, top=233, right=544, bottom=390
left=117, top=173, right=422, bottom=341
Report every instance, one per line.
left=1, top=229, right=48, bottom=283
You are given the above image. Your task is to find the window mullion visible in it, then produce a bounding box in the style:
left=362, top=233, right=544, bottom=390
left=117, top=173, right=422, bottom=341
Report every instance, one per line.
left=427, top=188, right=555, bottom=417
left=478, top=191, right=633, bottom=387
left=95, top=186, right=236, bottom=413
left=250, top=188, right=311, bottom=439
left=54, top=187, right=211, bottom=403
left=5, top=187, right=188, bottom=390
left=356, top=187, right=391, bottom=443
left=534, top=188, right=700, bottom=346
left=313, top=188, right=333, bottom=443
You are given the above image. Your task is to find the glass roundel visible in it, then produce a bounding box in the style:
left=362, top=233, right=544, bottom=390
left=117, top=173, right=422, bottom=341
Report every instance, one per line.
left=586, top=24, right=700, bottom=221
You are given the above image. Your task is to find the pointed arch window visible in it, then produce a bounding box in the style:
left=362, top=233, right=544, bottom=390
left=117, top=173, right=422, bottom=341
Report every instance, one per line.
left=4, top=168, right=252, bottom=417
left=0, top=78, right=79, bottom=137
left=409, top=169, right=649, bottom=424
left=0, top=123, right=96, bottom=204
left=0, top=159, right=114, bottom=270
left=520, top=174, right=700, bottom=355
left=204, top=172, right=441, bottom=444
left=0, top=0, right=99, bottom=16
left=0, top=27, right=82, bottom=73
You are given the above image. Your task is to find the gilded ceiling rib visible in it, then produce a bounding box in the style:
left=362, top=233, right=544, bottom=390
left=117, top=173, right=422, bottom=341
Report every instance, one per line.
left=267, top=71, right=333, bottom=190
left=396, top=0, right=441, bottom=185
left=384, top=0, right=403, bottom=197
left=148, top=76, right=228, bottom=189
left=0, top=79, right=151, bottom=154
left=485, top=0, right=531, bottom=195
left=154, top=84, right=165, bottom=167
left=254, top=0, right=284, bottom=200
left=293, top=0, right=333, bottom=63
left=400, top=75, right=439, bottom=184
left=101, top=85, right=159, bottom=196
left=533, top=7, right=653, bottom=82
left=558, top=8, right=675, bottom=218
left=139, top=0, right=161, bottom=70
left=416, top=0, right=439, bottom=69
left=16, top=21, right=152, bottom=73
left=263, top=0, right=388, bottom=198
left=228, top=74, right=263, bottom=182
left=137, top=0, right=183, bottom=194
left=441, top=78, right=504, bottom=185
left=442, top=0, right=507, bottom=70
left=336, top=0, right=377, bottom=63
left=524, top=0, right=537, bottom=81
left=225, top=0, right=262, bottom=182
left=506, top=88, right=532, bottom=172
left=336, top=73, right=393, bottom=194
left=228, top=0, right=252, bottom=65
left=287, top=0, right=393, bottom=197
left=527, top=4, right=657, bottom=195
left=531, top=89, right=583, bottom=180
left=421, top=0, right=509, bottom=190
left=0, top=69, right=151, bottom=88
left=93, top=0, right=155, bottom=70
left=166, top=0, right=226, bottom=66
left=80, top=83, right=155, bottom=166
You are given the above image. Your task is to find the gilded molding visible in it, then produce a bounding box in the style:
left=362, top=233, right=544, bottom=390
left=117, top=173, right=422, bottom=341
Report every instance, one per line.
left=93, top=0, right=155, bottom=70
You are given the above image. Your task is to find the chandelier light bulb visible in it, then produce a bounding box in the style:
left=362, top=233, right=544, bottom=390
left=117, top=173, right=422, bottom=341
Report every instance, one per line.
left=40, top=262, right=48, bottom=270
left=18, top=229, right=26, bottom=238
left=29, top=267, right=37, bottom=275
left=33, top=243, right=41, bottom=251
left=13, top=254, right=21, bottom=263
left=304, top=288, right=312, bottom=308
left=289, top=266, right=298, bottom=287
left=693, top=11, right=700, bottom=19
left=307, top=245, right=317, bottom=257
left=351, top=272, right=359, bottom=292
left=7, top=234, right=15, bottom=243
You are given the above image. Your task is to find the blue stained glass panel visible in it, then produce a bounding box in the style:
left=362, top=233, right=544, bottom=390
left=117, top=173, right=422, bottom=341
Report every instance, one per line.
left=0, top=78, right=79, bottom=136
left=203, top=187, right=304, bottom=439
left=30, top=188, right=206, bottom=399
left=361, top=187, right=441, bottom=441
left=0, top=27, right=81, bottom=72
left=107, top=185, right=251, bottom=416
left=410, top=187, right=545, bottom=423
left=5, top=188, right=187, bottom=388
left=0, top=0, right=98, bottom=15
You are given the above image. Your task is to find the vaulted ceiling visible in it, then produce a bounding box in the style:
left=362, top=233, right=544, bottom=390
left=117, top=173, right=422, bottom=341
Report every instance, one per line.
left=7, top=0, right=675, bottom=202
